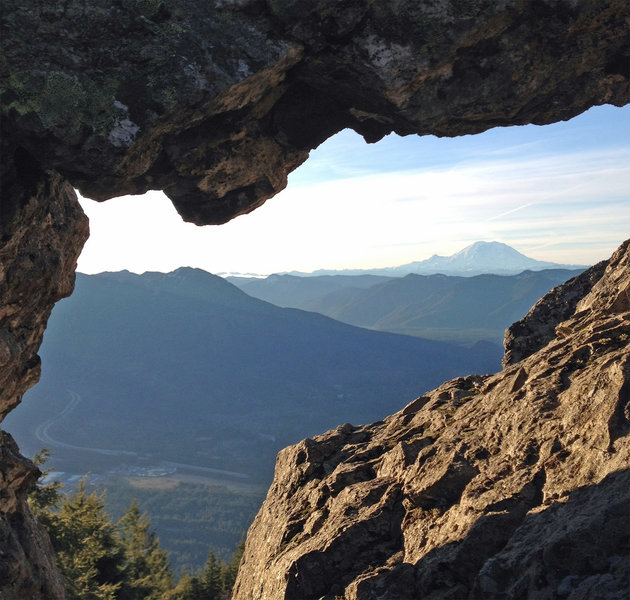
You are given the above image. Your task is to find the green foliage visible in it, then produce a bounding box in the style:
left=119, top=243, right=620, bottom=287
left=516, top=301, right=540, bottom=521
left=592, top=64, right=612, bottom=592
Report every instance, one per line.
left=46, top=479, right=125, bottom=600
left=29, top=448, right=63, bottom=520
left=117, top=500, right=173, bottom=599
left=29, top=451, right=244, bottom=600
left=164, top=543, right=244, bottom=600
left=31, top=451, right=123, bottom=599
left=223, top=538, right=245, bottom=592
left=97, top=477, right=262, bottom=573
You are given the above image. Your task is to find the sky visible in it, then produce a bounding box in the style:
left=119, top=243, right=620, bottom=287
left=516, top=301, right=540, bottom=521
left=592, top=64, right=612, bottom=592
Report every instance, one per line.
left=77, top=104, right=630, bottom=276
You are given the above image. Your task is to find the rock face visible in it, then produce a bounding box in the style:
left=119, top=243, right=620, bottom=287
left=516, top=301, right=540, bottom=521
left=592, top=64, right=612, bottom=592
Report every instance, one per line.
left=0, top=432, right=67, bottom=599
left=3, top=0, right=629, bottom=224
left=503, top=260, right=609, bottom=367
left=234, top=240, right=630, bottom=599
left=0, top=139, right=87, bottom=598
left=1, top=0, right=629, bottom=597
left=0, top=140, right=89, bottom=420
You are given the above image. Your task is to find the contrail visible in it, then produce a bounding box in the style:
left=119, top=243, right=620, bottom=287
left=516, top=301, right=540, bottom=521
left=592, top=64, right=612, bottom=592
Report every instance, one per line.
left=486, top=203, right=534, bottom=221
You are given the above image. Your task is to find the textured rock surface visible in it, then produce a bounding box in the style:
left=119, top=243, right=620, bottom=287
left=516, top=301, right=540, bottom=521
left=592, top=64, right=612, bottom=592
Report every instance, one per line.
left=0, top=139, right=89, bottom=419
left=503, top=259, right=609, bottom=367
left=0, top=432, right=66, bottom=600
left=234, top=240, right=630, bottom=599
left=0, top=138, right=88, bottom=598
left=1, top=0, right=630, bottom=597
left=2, top=0, right=629, bottom=224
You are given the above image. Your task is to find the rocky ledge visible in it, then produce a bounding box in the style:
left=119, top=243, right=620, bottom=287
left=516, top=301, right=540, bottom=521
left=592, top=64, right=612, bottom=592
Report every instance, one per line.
left=0, top=134, right=88, bottom=599
left=234, top=239, right=630, bottom=599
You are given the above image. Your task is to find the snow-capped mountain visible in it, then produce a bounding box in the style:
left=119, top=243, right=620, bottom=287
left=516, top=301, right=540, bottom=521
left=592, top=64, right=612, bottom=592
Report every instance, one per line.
left=398, top=241, right=579, bottom=276
left=283, top=241, right=587, bottom=277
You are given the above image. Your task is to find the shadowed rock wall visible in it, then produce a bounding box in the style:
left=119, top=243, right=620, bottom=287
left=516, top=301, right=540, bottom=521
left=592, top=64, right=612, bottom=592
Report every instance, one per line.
left=1, top=0, right=629, bottom=596
left=0, top=136, right=87, bottom=598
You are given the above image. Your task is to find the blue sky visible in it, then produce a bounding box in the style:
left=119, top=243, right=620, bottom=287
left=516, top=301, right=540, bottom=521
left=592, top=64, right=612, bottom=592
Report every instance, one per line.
left=78, top=103, right=630, bottom=275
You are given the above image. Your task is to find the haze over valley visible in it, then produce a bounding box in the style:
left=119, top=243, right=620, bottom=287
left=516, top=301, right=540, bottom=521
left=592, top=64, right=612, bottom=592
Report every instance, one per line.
left=229, top=242, right=586, bottom=345
left=3, top=262, right=503, bottom=568
left=3, top=242, right=587, bottom=570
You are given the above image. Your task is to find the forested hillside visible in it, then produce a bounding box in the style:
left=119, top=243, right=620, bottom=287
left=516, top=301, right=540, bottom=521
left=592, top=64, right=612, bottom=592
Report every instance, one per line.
left=231, top=269, right=583, bottom=344
left=7, top=269, right=500, bottom=478
left=31, top=451, right=244, bottom=599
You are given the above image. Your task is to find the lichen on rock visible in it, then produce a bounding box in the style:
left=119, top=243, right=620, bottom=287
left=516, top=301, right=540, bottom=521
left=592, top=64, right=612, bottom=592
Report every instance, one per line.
left=2, top=0, right=629, bottom=224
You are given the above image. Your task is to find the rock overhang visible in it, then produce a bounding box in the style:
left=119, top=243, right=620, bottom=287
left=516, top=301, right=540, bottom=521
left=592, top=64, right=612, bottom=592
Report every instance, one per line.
left=1, top=2, right=630, bottom=597
left=2, top=0, right=629, bottom=225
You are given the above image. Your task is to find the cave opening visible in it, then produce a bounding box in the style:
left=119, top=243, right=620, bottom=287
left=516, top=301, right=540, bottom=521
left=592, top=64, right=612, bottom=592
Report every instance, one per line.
left=2, top=0, right=630, bottom=596
left=4, top=103, right=629, bottom=575
left=78, top=104, right=630, bottom=276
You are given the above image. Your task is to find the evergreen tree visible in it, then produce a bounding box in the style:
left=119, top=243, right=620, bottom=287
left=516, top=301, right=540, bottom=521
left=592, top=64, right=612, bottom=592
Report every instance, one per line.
left=29, top=450, right=246, bottom=600
left=201, top=550, right=225, bottom=599
left=164, top=571, right=205, bottom=600
left=117, top=499, right=173, bottom=599
left=222, top=538, right=245, bottom=593
left=29, top=449, right=63, bottom=530
left=50, top=479, right=125, bottom=600
left=163, top=542, right=244, bottom=600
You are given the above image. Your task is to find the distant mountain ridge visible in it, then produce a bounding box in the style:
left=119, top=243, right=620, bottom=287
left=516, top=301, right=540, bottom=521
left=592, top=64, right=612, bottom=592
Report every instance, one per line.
left=278, top=241, right=587, bottom=277
left=230, top=268, right=584, bottom=345
left=227, top=273, right=395, bottom=308
left=398, top=241, right=581, bottom=276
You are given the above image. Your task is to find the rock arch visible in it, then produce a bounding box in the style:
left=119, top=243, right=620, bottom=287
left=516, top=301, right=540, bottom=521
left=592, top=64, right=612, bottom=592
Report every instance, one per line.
left=1, top=1, right=629, bottom=596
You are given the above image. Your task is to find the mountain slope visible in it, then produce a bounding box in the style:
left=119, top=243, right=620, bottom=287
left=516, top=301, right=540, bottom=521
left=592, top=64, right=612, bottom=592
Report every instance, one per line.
left=306, top=269, right=584, bottom=344
left=5, top=269, right=500, bottom=484
left=227, top=273, right=394, bottom=308
left=231, top=269, right=584, bottom=345
left=233, top=241, right=630, bottom=600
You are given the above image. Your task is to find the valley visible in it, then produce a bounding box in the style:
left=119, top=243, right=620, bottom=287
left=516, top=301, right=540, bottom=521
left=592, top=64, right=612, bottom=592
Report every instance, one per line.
left=4, top=256, right=585, bottom=573
left=231, top=267, right=583, bottom=345
left=5, top=266, right=506, bottom=570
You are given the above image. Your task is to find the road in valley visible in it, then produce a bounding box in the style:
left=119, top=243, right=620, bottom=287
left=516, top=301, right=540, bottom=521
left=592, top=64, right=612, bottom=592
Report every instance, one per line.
left=34, top=389, right=137, bottom=457
left=34, top=389, right=251, bottom=479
